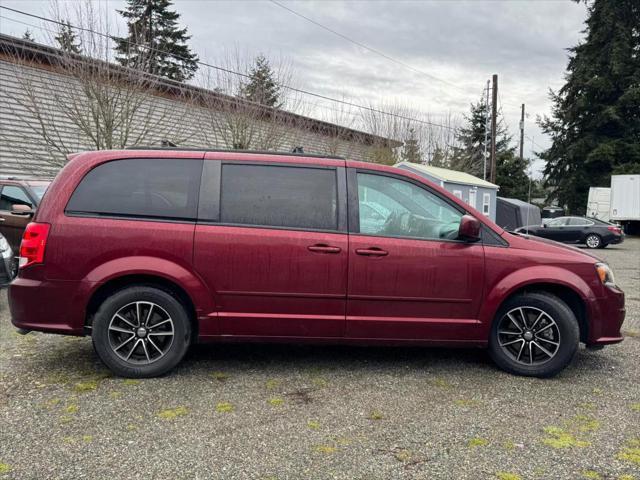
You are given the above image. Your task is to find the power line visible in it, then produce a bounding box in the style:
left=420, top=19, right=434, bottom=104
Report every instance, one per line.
left=269, top=0, right=467, bottom=92
left=0, top=5, right=460, bottom=132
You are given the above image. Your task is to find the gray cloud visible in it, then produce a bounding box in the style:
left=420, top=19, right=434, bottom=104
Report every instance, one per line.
left=0, top=0, right=588, bottom=174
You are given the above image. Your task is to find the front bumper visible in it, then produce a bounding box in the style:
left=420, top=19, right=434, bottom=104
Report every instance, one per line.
left=8, top=276, right=92, bottom=335
left=586, top=286, right=625, bottom=345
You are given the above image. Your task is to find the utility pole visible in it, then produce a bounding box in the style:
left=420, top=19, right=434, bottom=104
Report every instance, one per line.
left=519, top=103, right=525, bottom=161
left=483, top=80, right=490, bottom=181
left=490, top=74, right=498, bottom=184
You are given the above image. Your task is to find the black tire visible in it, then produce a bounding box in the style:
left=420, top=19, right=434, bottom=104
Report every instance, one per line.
left=488, top=292, right=579, bottom=378
left=92, top=285, right=191, bottom=378
left=585, top=233, right=602, bottom=249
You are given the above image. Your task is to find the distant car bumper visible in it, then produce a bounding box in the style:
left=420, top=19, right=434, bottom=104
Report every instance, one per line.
left=608, top=235, right=624, bottom=245
left=587, top=286, right=625, bottom=345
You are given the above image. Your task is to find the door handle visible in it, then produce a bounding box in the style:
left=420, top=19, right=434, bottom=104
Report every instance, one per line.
left=355, top=247, right=388, bottom=257
left=307, top=244, right=342, bottom=254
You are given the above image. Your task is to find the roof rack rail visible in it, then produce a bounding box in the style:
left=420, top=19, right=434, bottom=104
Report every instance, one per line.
left=124, top=146, right=345, bottom=160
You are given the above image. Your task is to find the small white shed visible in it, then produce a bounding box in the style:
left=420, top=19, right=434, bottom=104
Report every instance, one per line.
left=395, top=162, right=500, bottom=221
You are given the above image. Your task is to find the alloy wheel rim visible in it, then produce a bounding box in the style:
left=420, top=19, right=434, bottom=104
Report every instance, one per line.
left=497, top=306, right=561, bottom=366
left=108, top=301, right=174, bottom=365
left=586, top=235, right=600, bottom=248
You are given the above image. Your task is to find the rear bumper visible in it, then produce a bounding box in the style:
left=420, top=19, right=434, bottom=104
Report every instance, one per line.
left=608, top=235, right=624, bottom=245
left=586, top=286, right=625, bottom=345
left=8, top=277, right=92, bottom=335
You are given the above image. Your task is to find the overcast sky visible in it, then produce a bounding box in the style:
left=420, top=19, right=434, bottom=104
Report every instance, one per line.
left=0, top=0, right=588, bottom=176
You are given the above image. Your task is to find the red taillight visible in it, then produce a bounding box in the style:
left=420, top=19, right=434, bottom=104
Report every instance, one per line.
left=19, top=222, right=50, bottom=269
left=607, top=226, right=622, bottom=235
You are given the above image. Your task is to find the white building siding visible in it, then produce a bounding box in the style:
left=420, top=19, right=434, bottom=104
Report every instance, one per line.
left=0, top=59, right=375, bottom=178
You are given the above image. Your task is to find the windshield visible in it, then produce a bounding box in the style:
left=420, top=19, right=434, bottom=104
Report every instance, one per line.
left=29, top=183, right=50, bottom=201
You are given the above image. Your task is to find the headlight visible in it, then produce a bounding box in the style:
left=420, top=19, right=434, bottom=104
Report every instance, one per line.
left=595, top=263, right=616, bottom=287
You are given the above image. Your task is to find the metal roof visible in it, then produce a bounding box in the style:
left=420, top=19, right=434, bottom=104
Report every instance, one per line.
left=395, top=162, right=499, bottom=189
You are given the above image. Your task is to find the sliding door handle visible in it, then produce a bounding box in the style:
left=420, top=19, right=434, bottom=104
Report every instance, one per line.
left=355, top=248, right=388, bottom=257
left=308, top=244, right=342, bottom=254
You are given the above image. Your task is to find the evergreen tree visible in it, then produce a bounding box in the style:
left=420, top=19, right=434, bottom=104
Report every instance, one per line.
left=429, top=146, right=450, bottom=168
left=114, top=0, right=199, bottom=82
left=451, top=100, right=530, bottom=199
left=240, top=55, right=281, bottom=107
left=538, top=0, right=640, bottom=214
left=401, top=128, right=422, bottom=163
left=22, top=30, right=34, bottom=42
left=55, top=21, right=80, bottom=54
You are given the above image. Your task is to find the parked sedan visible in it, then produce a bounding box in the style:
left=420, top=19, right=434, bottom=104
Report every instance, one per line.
left=515, top=216, right=624, bottom=249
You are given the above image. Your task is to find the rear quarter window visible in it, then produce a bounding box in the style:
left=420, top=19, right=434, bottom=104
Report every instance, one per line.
left=66, top=158, right=203, bottom=220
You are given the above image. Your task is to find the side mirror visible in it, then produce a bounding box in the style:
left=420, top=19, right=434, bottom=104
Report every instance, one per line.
left=11, top=204, right=34, bottom=216
left=458, top=214, right=481, bottom=242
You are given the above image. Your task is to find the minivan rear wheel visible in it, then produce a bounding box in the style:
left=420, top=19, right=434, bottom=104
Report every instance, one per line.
left=488, top=292, right=579, bottom=377
left=92, top=286, right=191, bottom=378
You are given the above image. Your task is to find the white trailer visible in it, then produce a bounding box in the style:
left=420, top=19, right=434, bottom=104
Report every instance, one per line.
left=610, top=174, right=640, bottom=234
left=587, top=187, right=611, bottom=222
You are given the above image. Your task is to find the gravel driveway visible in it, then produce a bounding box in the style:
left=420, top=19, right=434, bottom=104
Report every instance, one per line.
left=1, top=238, right=639, bottom=480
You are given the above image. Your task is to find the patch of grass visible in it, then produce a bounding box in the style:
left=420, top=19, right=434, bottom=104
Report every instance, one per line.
left=59, top=415, right=73, bottom=424
left=73, top=380, right=98, bottom=393
left=368, top=410, right=384, bottom=420
left=617, top=439, right=640, bottom=466
left=126, top=424, right=137, bottom=431
left=42, top=398, right=61, bottom=409
left=592, top=387, right=603, bottom=395
left=109, top=391, right=122, bottom=399
left=307, top=420, right=320, bottom=430
left=211, top=371, right=229, bottom=382
left=431, top=377, right=452, bottom=389
left=268, top=397, right=284, bottom=407
left=311, top=376, right=328, bottom=388
left=468, top=437, right=489, bottom=448
left=65, top=404, right=79, bottom=414
left=157, top=406, right=189, bottom=420
left=496, top=473, right=521, bottom=480
left=579, top=402, right=596, bottom=410
left=215, top=402, right=234, bottom=413
left=0, top=463, right=10, bottom=475
left=314, top=445, right=337, bottom=454
left=82, top=435, right=93, bottom=443
left=503, top=441, right=516, bottom=451
left=572, top=414, right=600, bottom=432
left=624, top=329, right=639, bottom=338
left=123, top=379, right=140, bottom=386
left=394, top=449, right=411, bottom=462
left=542, top=426, right=590, bottom=449
left=618, top=475, right=636, bottom=480
left=630, top=403, right=640, bottom=412
left=582, top=471, right=601, bottom=479
left=265, top=379, right=280, bottom=390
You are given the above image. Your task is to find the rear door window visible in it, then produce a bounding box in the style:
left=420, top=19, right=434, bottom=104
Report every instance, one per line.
left=66, top=159, right=203, bottom=220
left=219, top=164, right=338, bottom=231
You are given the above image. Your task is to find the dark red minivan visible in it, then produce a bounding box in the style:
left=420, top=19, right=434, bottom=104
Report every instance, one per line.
left=9, top=150, right=625, bottom=378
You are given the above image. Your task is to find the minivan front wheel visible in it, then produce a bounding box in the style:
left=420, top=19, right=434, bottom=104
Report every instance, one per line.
left=92, top=286, right=191, bottom=378
left=489, top=292, right=579, bottom=377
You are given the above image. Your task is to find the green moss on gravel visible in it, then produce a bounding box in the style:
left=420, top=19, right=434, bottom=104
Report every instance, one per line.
left=617, top=439, right=640, bottom=466
left=314, top=445, right=337, bottom=454
left=73, top=380, right=98, bottom=393
left=368, top=410, right=384, bottom=420
left=215, top=402, right=234, bottom=413
left=0, top=463, right=10, bottom=474
left=582, top=471, right=601, bottom=479
left=158, top=406, right=189, bottom=420
left=542, top=426, right=590, bottom=448
left=468, top=437, right=488, bottom=448
left=307, top=420, right=320, bottom=430
left=496, top=473, right=521, bottom=480
left=211, top=371, right=229, bottom=382
left=268, top=397, right=284, bottom=407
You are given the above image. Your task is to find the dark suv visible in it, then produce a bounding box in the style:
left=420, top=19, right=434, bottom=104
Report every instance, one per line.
left=9, top=150, right=625, bottom=378
left=0, top=177, right=51, bottom=251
